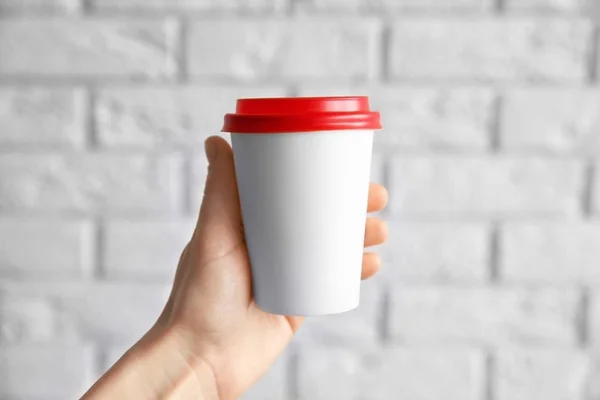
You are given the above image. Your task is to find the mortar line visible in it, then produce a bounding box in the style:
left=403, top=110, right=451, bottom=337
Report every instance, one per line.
left=380, top=22, right=392, bottom=83
left=381, top=157, right=391, bottom=187
left=81, top=216, right=98, bottom=281
left=489, top=94, right=502, bottom=153
left=94, top=219, right=106, bottom=280
left=581, top=161, right=595, bottom=218
left=494, top=0, right=504, bottom=13
left=489, top=223, right=501, bottom=283
left=589, top=25, right=599, bottom=83
left=379, top=287, right=391, bottom=343
left=285, top=0, right=295, bottom=16
left=86, top=87, right=98, bottom=149
left=175, top=12, right=193, bottom=219
left=381, top=158, right=391, bottom=218
left=94, top=346, right=108, bottom=381
left=288, top=85, right=300, bottom=97
left=485, top=352, right=495, bottom=400
left=177, top=16, right=189, bottom=83
left=289, top=351, right=299, bottom=400
left=181, top=151, right=194, bottom=216
left=80, top=0, right=92, bottom=14
left=289, top=0, right=302, bottom=15
left=0, top=74, right=589, bottom=87
left=578, top=287, right=591, bottom=348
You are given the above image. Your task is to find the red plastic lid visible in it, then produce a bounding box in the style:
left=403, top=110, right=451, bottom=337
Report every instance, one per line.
left=222, top=96, right=382, bottom=134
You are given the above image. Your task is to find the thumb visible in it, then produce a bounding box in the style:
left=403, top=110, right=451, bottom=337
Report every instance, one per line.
left=192, top=136, right=245, bottom=260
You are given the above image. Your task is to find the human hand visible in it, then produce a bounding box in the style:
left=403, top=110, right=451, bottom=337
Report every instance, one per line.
left=82, top=136, right=388, bottom=400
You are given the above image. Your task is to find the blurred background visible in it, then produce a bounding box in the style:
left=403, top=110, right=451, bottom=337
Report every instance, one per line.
left=0, top=0, right=599, bottom=399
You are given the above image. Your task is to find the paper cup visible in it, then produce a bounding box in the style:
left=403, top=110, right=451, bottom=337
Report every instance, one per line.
left=222, top=97, right=382, bottom=316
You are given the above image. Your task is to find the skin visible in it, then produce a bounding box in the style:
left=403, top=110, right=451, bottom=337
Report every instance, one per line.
left=82, top=136, right=388, bottom=400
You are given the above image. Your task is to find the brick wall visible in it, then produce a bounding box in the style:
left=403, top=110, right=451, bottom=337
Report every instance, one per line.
left=0, top=0, right=599, bottom=399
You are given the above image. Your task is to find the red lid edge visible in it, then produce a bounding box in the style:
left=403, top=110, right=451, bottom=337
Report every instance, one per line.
left=221, top=96, right=382, bottom=134
left=222, top=112, right=382, bottom=134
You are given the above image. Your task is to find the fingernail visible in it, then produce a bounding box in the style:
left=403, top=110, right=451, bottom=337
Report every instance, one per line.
left=204, top=138, right=218, bottom=163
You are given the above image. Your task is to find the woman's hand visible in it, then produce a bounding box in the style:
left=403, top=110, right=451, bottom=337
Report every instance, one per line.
left=82, top=136, right=388, bottom=400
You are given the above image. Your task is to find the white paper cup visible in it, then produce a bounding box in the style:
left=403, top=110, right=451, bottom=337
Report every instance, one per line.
left=223, top=97, right=381, bottom=316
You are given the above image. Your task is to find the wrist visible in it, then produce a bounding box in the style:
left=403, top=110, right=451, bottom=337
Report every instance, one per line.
left=150, top=325, right=221, bottom=400
left=82, top=325, right=220, bottom=400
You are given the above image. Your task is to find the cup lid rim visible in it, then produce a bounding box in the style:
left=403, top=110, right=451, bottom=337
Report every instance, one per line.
left=222, top=96, right=382, bottom=134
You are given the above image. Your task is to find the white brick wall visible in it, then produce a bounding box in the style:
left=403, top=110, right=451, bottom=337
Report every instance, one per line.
left=296, top=0, right=493, bottom=12
left=502, top=89, right=600, bottom=154
left=504, top=0, right=588, bottom=12
left=0, top=0, right=80, bottom=13
left=298, top=346, right=486, bottom=400
left=0, top=282, right=170, bottom=347
left=0, top=153, right=183, bottom=213
left=495, top=349, right=591, bottom=400
left=501, top=223, right=600, bottom=284
left=381, top=222, right=489, bottom=282
left=188, top=19, right=382, bottom=81
left=389, top=156, right=584, bottom=217
left=0, top=0, right=598, bottom=398
left=390, top=287, right=580, bottom=346
left=90, top=0, right=286, bottom=13
left=0, top=87, right=86, bottom=148
left=0, top=296, right=56, bottom=343
left=0, top=218, right=93, bottom=278
left=390, top=19, right=592, bottom=82
left=95, top=86, right=285, bottom=148
left=0, top=344, right=95, bottom=399
left=103, top=218, right=194, bottom=279
left=0, top=19, right=180, bottom=78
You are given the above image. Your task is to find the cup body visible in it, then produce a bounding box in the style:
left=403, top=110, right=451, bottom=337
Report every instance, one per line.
left=230, top=129, right=374, bottom=316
